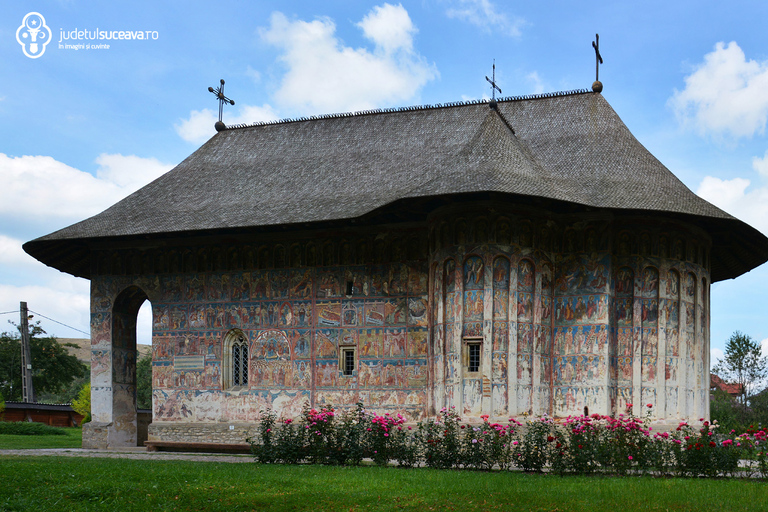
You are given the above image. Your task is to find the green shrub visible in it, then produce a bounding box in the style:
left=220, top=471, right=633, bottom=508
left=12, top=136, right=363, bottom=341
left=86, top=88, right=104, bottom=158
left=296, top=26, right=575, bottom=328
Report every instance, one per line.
left=418, top=407, right=463, bottom=469
left=71, top=382, right=90, bottom=424
left=329, top=404, right=367, bottom=466
left=249, top=409, right=278, bottom=464
left=390, top=423, right=420, bottom=468
left=0, top=421, right=66, bottom=436
left=512, top=415, right=555, bottom=472
left=245, top=404, right=764, bottom=478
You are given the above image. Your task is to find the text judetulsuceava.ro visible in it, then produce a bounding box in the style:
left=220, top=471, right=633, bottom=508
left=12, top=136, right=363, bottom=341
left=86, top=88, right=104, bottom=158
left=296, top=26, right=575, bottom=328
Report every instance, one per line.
left=58, top=28, right=158, bottom=43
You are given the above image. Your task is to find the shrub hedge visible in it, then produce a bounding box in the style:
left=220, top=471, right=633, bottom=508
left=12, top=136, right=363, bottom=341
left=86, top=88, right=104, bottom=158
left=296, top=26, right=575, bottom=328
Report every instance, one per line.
left=0, top=421, right=67, bottom=436
left=248, top=403, right=768, bottom=478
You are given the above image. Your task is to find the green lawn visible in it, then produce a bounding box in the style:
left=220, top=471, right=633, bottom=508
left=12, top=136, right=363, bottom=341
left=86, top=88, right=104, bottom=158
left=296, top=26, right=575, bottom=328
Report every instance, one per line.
left=0, top=427, right=82, bottom=449
left=1, top=456, right=767, bottom=511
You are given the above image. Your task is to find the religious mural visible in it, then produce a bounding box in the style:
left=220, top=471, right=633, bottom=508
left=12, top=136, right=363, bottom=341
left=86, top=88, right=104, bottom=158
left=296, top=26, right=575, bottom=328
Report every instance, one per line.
left=88, top=215, right=713, bottom=446
left=551, top=253, right=609, bottom=416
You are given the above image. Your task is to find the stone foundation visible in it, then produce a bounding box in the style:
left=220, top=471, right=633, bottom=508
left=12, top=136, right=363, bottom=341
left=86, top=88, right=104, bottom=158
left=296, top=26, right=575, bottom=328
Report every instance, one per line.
left=148, top=422, right=258, bottom=444
left=82, top=422, right=110, bottom=449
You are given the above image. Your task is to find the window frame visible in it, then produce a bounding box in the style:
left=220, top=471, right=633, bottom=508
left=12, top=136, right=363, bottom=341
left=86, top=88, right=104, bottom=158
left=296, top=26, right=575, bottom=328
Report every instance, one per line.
left=339, top=345, right=357, bottom=376
left=462, top=336, right=483, bottom=376
left=223, top=329, right=249, bottom=391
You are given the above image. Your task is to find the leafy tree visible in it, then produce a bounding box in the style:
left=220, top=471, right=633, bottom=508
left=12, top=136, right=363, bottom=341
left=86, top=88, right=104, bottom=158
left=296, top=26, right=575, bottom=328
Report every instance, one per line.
left=136, top=352, right=152, bottom=410
left=709, top=388, right=742, bottom=432
left=38, top=373, right=90, bottom=405
left=712, top=331, right=768, bottom=412
left=72, top=382, right=91, bottom=423
left=0, top=323, right=87, bottom=402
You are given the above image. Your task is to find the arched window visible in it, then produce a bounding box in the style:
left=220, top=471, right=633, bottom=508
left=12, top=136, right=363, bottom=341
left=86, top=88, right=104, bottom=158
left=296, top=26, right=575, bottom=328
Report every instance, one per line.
left=223, top=329, right=249, bottom=389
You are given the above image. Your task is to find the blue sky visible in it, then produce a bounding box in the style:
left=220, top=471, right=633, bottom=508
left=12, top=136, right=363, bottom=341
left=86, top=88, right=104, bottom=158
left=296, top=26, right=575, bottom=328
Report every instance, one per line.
left=1, top=1, right=767, bottom=365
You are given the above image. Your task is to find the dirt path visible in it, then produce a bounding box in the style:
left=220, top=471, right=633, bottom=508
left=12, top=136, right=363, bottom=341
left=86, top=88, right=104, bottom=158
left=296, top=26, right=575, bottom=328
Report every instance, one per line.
left=0, top=448, right=253, bottom=463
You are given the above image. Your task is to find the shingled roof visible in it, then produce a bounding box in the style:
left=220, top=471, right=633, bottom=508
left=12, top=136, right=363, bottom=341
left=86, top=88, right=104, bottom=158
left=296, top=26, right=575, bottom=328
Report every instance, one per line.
left=24, top=90, right=768, bottom=281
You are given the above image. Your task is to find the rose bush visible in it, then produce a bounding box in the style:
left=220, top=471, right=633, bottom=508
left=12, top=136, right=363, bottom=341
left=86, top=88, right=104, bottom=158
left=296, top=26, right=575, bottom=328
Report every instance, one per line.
left=247, top=403, right=764, bottom=478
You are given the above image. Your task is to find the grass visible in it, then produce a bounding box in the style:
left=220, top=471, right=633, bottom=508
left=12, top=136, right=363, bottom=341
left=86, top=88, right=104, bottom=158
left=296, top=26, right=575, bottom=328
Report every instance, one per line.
left=1, top=456, right=767, bottom=511
left=0, top=426, right=82, bottom=449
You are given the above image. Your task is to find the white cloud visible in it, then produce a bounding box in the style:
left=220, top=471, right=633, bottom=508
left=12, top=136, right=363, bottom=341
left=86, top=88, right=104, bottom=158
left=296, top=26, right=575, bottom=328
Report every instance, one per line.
left=526, top=71, right=547, bottom=95
left=670, top=42, right=768, bottom=140
left=710, top=347, right=724, bottom=369
left=444, top=0, right=525, bottom=37
left=357, top=3, right=416, bottom=54
left=245, top=66, right=261, bottom=84
left=175, top=104, right=279, bottom=145
left=0, top=153, right=173, bottom=226
left=0, top=152, right=174, bottom=339
left=259, top=5, right=437, bottom=115
left=95, top=153, right=172, bottom=190
left=762, top=338, right=768, bottom=358
left=752, top=150, right=768, bottom=179
left=0, top=234, right=36, bottom=267
left=0, top=282, right=90, bottom=338
left=696, top=176, right=768, bottom=235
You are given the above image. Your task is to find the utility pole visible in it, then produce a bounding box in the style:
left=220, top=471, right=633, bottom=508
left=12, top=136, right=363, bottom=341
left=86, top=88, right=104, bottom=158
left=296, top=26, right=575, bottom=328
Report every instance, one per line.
left=20, top=301, right=35, bottom=403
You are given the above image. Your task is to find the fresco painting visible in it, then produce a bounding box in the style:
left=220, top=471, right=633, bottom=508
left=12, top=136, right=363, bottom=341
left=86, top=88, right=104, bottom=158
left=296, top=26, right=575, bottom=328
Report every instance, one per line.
left=93, top=256, right=434, bottom=422
left=464, top=256, right=484, bottom=290
left=492, top=383, right=508, bottom=416
left=89, top=222, right=713, bottom=447
left=492, top=323, right=507, bottom=352
left=463, top=378, right=483, bottom=415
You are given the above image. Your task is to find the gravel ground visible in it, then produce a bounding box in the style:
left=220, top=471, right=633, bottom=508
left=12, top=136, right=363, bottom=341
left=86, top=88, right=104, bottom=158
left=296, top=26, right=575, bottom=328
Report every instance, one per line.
left=0, top=448, right=254, bottom=463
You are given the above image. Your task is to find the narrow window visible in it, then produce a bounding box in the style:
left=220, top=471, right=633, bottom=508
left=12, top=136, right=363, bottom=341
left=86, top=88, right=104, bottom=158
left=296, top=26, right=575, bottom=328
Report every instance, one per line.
left=468, top=342, right=481, bottom=373
left=224, top=329, right=249, bottom=390
left=341, top=347, right=356, bottom=376
left=233, top=342, right=248, bottom=386
left=463, top=337, right=483, bottom=374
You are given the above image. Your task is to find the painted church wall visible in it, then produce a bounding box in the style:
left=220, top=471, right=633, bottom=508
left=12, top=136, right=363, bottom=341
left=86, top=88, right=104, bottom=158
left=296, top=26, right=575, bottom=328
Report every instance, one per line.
left=90, top=231, right=431, bottom=430
left=87, top=206, right=714, bottom=449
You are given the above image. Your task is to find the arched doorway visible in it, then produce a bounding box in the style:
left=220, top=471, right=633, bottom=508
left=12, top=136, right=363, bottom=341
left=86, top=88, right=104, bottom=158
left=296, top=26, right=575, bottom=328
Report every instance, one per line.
left=111, top=285, right=148, bottom=447
left=84, top=285, right=149, bottom=449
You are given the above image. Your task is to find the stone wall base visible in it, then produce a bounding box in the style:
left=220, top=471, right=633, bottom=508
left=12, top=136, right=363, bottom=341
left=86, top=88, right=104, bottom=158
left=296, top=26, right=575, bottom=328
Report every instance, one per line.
left=82, top=422, right=110, bottom=449
left=148, top=422, right=258, bottom=444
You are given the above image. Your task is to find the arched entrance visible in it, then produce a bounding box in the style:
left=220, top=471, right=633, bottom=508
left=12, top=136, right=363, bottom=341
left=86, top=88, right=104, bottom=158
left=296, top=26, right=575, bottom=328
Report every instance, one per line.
left=83, top=285, right=149, bottom=449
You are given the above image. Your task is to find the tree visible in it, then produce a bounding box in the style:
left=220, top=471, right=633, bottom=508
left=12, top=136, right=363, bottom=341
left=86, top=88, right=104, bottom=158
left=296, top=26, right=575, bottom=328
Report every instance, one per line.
left=136, top=352, right=152, bottom=410
left=72, top=382, right=90, bottom=423
left=712, top=331, right=768, bottom=412
left=0, top=323, right=87, bottom=402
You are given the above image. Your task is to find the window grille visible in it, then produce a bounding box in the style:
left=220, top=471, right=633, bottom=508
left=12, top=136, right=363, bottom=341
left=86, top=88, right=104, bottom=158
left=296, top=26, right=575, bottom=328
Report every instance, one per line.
left=343, top=348, right=355, bottom=376
left=233, top=342, right=248, bottom=386
left=468, top=342, right=481, bottom=373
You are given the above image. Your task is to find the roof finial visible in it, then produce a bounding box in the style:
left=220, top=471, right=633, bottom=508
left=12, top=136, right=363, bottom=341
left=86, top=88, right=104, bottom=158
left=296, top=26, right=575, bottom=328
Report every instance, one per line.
left=485, top=60, right=502, bottom=110
left=208, top=79, right=236, bottom=132
left=591, top=34, right=603, bottom=93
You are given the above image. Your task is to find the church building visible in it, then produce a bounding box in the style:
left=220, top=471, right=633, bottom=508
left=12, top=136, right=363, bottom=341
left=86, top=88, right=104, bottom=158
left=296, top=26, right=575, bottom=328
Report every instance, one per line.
left=24, top=88, right=768, bottom=448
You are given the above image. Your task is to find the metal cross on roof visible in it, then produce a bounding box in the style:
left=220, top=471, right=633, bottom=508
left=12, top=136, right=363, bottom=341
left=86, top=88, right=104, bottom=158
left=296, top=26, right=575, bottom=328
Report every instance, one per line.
left=591, top=34, right=604, bottom=92
left=485, top=60, right=502, bottom=108
left=592, top=34, right=603, bottom=82
left=208, top=79, right=235, bottom=130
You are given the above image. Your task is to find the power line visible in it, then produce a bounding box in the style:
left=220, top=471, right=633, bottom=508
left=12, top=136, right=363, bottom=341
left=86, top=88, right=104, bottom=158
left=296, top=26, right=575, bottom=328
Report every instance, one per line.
left=0, top=310, right=19, bottom=316
left=28, top=309, right=90, bottom=337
